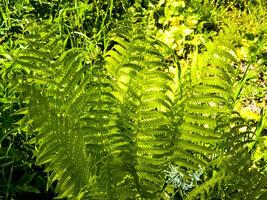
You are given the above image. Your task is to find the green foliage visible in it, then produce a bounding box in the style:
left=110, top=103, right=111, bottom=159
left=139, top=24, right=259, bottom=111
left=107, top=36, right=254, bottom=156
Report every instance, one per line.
left=0, top=28, right=56, bottom=200
left=6, top=19, right=265, bottom=199
left=186, top=112, right=267, bottom=200
left=0, top=0, right=267, bottom=199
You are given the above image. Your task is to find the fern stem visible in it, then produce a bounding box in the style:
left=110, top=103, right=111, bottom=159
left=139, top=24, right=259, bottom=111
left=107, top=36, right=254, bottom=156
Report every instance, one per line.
left=250, top=111, right=267, bottom=151
left=234, top=61, right=252, bottom=101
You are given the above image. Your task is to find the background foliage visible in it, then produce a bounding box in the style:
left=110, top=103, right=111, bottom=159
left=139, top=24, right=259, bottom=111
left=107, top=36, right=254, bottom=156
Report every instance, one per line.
left=0, top=0, right=266, bottom=199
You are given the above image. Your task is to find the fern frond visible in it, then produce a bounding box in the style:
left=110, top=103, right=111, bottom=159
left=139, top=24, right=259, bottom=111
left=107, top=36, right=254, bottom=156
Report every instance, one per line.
left=105, top=24, right=176, bottom=198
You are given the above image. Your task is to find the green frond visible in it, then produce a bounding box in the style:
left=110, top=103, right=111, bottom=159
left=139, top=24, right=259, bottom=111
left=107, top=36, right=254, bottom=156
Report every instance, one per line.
left=104, top=24, right=177, bottom=198
left=9, top=18, right=260, bottom=199
left=185, top=170, right=226, bottom=200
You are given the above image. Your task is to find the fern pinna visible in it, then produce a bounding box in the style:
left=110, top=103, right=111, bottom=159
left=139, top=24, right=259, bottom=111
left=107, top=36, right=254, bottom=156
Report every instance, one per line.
left=11, top=21, right=266, bottom=199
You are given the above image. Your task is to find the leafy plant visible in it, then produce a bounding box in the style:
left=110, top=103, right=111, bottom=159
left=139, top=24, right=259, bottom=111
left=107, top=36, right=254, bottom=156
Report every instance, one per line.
left=4, top=17, right=264, bottom=199
left=1, top=1, right=266, bottom=199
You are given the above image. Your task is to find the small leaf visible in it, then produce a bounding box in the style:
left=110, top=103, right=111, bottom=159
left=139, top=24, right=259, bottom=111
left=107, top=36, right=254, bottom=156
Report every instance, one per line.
left=10, top=107, right=29, bottom=116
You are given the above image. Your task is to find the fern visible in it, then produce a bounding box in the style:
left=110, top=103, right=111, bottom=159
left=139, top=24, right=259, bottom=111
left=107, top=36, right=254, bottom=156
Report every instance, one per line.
left=11, top=21, right=266, bottom=199
left=104, top=22, right=241, bottom=198
left=182, top=44, right=267, bottom=200
left=11, top=24, right=95, bottom=199
left=104, top=23, right=175, bottom=199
